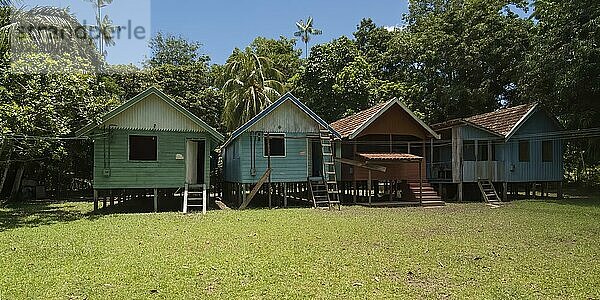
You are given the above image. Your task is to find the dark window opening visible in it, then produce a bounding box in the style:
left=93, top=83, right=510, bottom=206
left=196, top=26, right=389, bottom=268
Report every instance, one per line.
left=542, top=141, right=553, bottom=162
left=491, top=143, right=498, bottom=161
left=478, top=142, right=489, bottom=161
left=129, top=135, right=157, bottom=161
left=519, top=140, right=530, bottom=162
left=264, top=134, right=285, bottom=157
left=463, top=140, right=476, bottom=161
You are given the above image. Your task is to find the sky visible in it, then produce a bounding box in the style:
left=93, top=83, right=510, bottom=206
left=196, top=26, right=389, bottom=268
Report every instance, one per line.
left=25, top=0, right=409, bottom=66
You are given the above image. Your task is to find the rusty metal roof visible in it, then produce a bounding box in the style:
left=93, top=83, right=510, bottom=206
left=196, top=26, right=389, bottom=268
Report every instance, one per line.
left=358, top=153, right=424, bottom=161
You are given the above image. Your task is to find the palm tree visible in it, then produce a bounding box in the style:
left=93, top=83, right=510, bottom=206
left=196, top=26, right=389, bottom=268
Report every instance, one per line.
left=85, top=0, right=120, bottom=58
left=294, top=16, right=322, bottom=58
left=222, top=47, right=285, bottom=130
left=0, top=2, right=100, bottom=64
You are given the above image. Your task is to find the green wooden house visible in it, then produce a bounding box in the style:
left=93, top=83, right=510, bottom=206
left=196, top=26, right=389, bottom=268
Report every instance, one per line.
left=76, top=87, right=224, bottom=213
left=221, top=93, right=340, bottom=208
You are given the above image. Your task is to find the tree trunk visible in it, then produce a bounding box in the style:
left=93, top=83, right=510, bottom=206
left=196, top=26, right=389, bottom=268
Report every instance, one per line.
left=10, top=164, right=24, bottom=201
left=0, top=145, right=14, bottom=197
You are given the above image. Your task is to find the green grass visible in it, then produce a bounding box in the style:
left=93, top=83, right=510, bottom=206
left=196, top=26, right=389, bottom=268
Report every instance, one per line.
left=1, top=198, right=599, bottom=299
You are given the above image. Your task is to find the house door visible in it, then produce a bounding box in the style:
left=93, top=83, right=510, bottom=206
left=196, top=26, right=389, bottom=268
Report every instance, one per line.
left=186, top=140, right=206, bottom=185
left=310, top=139, right=323, bottom=177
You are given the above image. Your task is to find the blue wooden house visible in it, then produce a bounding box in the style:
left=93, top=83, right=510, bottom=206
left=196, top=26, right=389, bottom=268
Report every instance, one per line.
left=221, top=93, right=340, bottom=208
left=429, top=103, right=564, bottom=203
left=76, top=87, right=224, bottom=213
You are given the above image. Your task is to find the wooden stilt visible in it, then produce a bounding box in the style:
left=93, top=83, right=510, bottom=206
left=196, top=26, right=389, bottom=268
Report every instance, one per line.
left=202, top=184, right=207, bottom=215
left=284, top=183, right=288, bottom=207
left=558, top=181, right=564, bottom=199
left=458, top=183, right=463, bottom=202
left=93, top=190, right=99, bottom=212
left=153, top=188, right=158, bottom=213
left=503, top=182, right=508, bottom=201
left=368, top=170, right=372, bottom=206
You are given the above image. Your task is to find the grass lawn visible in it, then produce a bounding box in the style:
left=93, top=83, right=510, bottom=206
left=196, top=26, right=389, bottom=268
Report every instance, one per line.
left=0, top=198, right=599, bottom=299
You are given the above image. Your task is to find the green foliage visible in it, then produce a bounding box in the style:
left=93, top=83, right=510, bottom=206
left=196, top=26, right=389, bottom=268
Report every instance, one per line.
left=249, top=36, right=302, bottom=81
left=294, top=36, right=372, bottom=122
left=221, top=47, right=285, bottom=131
left=144, top=32, right=209, bottom=68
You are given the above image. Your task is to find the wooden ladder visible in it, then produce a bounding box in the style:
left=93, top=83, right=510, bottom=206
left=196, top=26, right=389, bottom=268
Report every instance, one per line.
left=317, top=129, right=341, bottom=210
left=183, top=183, right=207, bottom=214
left=477, top=179, right=502, bottom=207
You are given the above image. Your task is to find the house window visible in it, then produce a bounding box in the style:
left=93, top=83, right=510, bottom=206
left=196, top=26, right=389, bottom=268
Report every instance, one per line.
left=264, top=134, right=285, bottom=157
left=542, top=141, right=553, bottom=162
left=519, top=140, right=530, bottom=162
left=232, top=140, right=240, bottom=159
left=463, top=140, right=476, bottom=161
left=129, top=135, right=157, bottom=161
left=478, top=142, right=489, bottom=161
left=491, top=143, right=498, bottom=161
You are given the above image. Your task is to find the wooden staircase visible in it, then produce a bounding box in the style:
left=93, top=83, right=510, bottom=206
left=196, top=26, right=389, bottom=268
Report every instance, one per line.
left=477, top=179, right=502, bottom=207
left=183, top=183, right=207, bottom=214
left=405, top=181, right=445, bottom=207
left=309, top=130, right=341, bottom=210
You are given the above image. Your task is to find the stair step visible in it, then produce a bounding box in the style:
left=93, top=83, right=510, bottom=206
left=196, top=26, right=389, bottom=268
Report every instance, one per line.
left=323, top=153, right=333, bottom=156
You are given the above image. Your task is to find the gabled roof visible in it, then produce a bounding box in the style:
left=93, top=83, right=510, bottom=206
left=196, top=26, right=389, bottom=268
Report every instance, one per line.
left=430, top=102, right=562, bottom=140
left=223, top=93, right=340, bottom=147
left=330, top=98, right=441, bottom=140
left=75, top=87, right=224, bottom=142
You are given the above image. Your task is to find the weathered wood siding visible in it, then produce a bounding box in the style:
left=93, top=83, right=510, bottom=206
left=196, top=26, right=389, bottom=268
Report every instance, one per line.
left=224, top=99, right=324, bottom=184
left=355, top=105, right=428, bottom=139
left=105, top=93, right=207, bottom=132
left=503, top=110, right=563, bottom=182
left=248, top=100, right=321, bottom=133
left=93, top=129, right=213, bottom=189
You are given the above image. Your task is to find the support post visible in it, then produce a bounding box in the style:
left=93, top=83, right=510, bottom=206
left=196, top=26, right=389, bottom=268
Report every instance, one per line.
left=202, top=184, right=207, bottom=215
left=419, top=160, right=423, bottom=205
left=458, top=182, right=463, bottom=202
left=558, top=181, right=564, bottom=199
left=153, top=188, right=158, bottom=213
left=284, top=182, right=288, bottom=207
left=503, top=182, right=508, bottom=202
left=368, top=170, right=372, bottom=206
left=93, top=190, right=99, bottom=212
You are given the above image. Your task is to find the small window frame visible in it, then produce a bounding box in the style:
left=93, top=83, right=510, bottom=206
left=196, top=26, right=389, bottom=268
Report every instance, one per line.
left=519, top=140, right=530, bottom=162
left=128, top=135, right=158, bottom=162
left=542, top=140, right=553, bottom=162
left=263, top=133, right=286, bottom=158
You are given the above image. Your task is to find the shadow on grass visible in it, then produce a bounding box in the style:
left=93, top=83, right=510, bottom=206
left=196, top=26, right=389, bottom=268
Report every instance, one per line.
left=0, top=200, right=101, bottom=232
left=538, top=197, right=600, bottom=208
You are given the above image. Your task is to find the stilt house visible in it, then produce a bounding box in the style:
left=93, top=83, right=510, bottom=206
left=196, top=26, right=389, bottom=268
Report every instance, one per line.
left=429, top=103, right=564, bottom=204
left=76, top=87, right=224, bottom=213
left=330, top=99, right=443, bottom=207
left=221, top=93, right=341, bottom=209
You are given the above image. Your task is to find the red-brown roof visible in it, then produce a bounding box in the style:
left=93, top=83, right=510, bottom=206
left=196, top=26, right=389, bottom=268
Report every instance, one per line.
left=330, top=101, right=388, bottom=138
left=431, top=103, right=537, bottom=137
left=358, top=153, right=423, bottom=161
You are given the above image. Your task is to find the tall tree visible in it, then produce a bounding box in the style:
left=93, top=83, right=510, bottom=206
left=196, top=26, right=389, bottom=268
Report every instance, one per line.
left=221, top=47, right=285, bottom=130
left=144, top=32, right=209, bottom=68
left=391, top=0, right=533, bottom=123
left=84, top=0, right=120, bottom=59
left=294, top=36, right=373, bottom=122
left=250, top=36, right=302, bottom=80
left=294, top=17, right=322, bottom=58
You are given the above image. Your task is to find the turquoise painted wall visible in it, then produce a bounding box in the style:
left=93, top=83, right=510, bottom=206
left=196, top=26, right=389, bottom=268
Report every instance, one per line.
left=224, top=132, right=311, bottom=184
left=93, top=129, right=214, bottom=189
left=504, top=110, right=563, bottom=182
